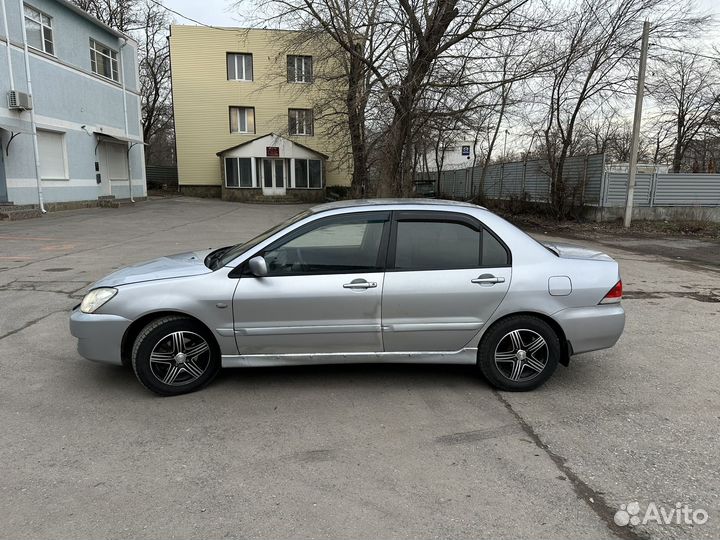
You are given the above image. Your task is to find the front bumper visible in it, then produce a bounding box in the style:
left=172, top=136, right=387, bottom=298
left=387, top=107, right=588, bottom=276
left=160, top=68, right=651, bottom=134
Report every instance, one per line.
left=69, top=308, right=132, bottom=366
left=553, top=304, right=625, bottom=355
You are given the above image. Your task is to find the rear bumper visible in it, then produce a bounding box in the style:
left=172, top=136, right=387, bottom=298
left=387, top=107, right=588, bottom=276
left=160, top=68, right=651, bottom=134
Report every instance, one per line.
left=69, top=308, right=131, bottom=366
left=553, top=304, right=625, bottom=355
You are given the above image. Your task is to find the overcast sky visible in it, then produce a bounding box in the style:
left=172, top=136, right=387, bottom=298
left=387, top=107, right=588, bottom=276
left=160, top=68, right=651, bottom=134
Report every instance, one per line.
left=166, top=0, right=720, bottom=31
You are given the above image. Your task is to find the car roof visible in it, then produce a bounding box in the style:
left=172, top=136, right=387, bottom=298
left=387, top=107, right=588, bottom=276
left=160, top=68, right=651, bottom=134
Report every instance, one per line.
left=310, top=198, right=484, bottom=214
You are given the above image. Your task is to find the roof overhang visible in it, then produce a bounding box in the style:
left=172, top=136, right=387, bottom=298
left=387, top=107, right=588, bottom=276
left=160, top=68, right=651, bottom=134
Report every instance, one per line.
left=216, top=132, right=329, bottom=159
left=94, top=132, right=145, bottom=145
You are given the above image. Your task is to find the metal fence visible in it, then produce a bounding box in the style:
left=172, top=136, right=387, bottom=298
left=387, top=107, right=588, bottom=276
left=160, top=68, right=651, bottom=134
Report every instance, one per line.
left=426, top=155, right=720, bottom=207
left=431, top=154, right=606, bottom=205
left=602, top=173, right=720, bottom=207
left=146, top=165, right=178, bottom=188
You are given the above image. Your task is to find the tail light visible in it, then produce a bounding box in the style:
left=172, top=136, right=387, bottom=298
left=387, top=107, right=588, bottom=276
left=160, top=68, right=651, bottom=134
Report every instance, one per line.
left=600, top=280, right=622, bottom=304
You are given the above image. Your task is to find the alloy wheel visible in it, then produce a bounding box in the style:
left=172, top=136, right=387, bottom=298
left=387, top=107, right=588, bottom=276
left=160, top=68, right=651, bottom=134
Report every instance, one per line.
left=149, top=331, right=211, bottom=386
left=494, top=329, right=549, bottom=383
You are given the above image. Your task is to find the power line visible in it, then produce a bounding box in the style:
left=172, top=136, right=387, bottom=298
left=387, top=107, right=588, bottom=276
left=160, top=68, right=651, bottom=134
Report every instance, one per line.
left=652, top=43, right=720, bottom=62
left=147, top=0, right=239, bottom=32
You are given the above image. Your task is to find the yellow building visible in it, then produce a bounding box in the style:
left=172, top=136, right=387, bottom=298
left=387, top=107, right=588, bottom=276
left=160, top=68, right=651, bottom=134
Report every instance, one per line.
left=169, top=26, right=351, bottom=202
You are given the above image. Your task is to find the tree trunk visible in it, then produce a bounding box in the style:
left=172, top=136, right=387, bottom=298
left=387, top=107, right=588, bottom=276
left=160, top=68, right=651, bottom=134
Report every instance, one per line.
left=671, top=139, right=683, bottom=173
left=347, top=44, right=369, bottom=197
left=376, top=0, right=459, bottom=197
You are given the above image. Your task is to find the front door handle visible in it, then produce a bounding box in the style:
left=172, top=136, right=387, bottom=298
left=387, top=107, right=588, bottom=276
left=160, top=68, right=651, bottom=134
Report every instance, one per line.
left=471, top=274, right=506, bottom=285
left=343, top=279, right=377, bottom=290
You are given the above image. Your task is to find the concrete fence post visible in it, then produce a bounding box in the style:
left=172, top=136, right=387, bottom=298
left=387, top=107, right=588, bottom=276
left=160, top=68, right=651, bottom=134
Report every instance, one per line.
left=649, top=172, right=658, bottom=208
left=499, top=163, right=504, bottom=199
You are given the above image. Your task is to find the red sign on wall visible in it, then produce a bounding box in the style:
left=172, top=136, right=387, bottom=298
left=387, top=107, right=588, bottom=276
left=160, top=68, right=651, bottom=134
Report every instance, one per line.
left=266, top=147, right=280, bottom=157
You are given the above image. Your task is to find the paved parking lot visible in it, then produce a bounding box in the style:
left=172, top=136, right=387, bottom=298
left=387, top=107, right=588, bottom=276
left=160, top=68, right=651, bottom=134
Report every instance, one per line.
left=1, top=197, right=719, bottom=539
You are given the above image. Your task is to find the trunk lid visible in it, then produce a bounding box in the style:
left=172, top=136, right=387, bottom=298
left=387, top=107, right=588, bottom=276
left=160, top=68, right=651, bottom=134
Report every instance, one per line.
left=542, top=242, right=614, bottom=262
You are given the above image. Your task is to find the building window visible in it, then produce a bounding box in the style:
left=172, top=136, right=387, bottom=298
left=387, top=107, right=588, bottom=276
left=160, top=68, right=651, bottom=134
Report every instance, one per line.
left=225, top=157, right=253, bottom=188
left=287, top=55, right=313, bottom=83
left=24, top=4, right=54, bottom=55
left=227, top=53, right=253, bottom=81
left=293, top=158, right=322, bottom=188
left=288, top=109, right=313, bottom=136
left=37, top=130, right=67, bottom=180
left=90, top=39, right=119, bottom=82
left=229, top=107, right=256, bottom=134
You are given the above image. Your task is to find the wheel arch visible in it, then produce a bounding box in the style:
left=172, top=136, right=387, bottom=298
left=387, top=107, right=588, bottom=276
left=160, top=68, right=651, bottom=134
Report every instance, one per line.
left=120, top=310, right=219, bottom=367
left=479, top=311, right=571, bottom=367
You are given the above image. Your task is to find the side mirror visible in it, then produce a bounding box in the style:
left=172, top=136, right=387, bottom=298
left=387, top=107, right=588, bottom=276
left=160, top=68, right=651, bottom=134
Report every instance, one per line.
left=248, top=255, right=268, bottom=277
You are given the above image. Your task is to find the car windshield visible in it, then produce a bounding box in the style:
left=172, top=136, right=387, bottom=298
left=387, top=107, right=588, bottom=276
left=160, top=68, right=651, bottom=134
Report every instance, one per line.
left=206, top=209, right=312, bottom=270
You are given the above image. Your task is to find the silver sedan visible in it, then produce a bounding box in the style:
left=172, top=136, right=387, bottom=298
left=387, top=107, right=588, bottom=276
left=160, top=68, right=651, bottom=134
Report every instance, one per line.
left=70, top=199, right=625, bottom=395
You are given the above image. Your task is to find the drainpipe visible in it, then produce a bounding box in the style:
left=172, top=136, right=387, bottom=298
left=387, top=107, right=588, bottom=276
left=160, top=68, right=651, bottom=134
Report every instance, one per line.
left=18, top=0, right=45, bottom=212
left=118, top=38, right=134, bottom=202
left=1, top=0, right=14, bottom=89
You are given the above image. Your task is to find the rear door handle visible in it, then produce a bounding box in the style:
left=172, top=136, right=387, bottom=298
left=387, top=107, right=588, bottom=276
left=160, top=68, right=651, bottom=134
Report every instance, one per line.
left=471, top=274, right=505, bottom=285
left=343, top=279, right=377, bottom=290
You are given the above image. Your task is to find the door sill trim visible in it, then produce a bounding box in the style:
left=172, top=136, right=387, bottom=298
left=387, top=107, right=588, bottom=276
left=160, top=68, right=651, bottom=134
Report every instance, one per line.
left=221, top=348, right=477, bottom=367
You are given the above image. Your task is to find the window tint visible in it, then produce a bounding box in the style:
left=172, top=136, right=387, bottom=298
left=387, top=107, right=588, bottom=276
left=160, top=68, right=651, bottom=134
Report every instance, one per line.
left=263, top=214, right=387, bottom=275
left=482, top=228, right=509, bottom=267
left=395, top=220, right=480, bottom=270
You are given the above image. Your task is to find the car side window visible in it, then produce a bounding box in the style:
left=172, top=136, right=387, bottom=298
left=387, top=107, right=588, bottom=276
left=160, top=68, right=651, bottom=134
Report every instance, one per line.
left=392, top=214, right=510, bottom=271
left=482, top=228, right=510, bottom=267
left=262, top=212, right=389, bottom=276
left=394, top=220, right=481, bottom=270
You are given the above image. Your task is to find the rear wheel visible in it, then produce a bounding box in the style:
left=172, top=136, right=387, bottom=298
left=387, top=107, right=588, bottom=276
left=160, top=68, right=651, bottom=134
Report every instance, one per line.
left=477, top=315, right=560, bottom=391
left=131, top=316, right=220, bottom=396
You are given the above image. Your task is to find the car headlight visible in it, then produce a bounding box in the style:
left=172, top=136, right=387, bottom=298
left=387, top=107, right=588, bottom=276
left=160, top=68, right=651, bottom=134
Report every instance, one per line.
left=80, top=287, right=118, bottom=314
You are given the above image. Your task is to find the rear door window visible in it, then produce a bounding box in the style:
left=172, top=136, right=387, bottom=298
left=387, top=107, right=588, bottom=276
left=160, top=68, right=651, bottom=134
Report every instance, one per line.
left=390, top=212, right=510, bottom=270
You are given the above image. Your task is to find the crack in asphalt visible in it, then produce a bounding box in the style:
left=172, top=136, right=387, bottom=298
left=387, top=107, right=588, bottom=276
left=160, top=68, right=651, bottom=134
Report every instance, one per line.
left=0, top=309, right=68, bottom=342
left=493, top=390, right=649, bottom=540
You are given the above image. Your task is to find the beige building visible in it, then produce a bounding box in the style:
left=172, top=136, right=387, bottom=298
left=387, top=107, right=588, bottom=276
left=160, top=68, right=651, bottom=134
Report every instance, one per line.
left=169, top=26, right=351, bottom=202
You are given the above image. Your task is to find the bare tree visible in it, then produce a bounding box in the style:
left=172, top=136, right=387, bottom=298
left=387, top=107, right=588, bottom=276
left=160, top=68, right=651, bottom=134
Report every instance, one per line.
left=71, top=0, right=139, bottom=31
left=250, top=0, right=545, bottom=197
left=648, top=50, right=720, bottom=172
left=537, top=0, right=705, bottom=217
left=70, top=0, right=174, bottom=165
left=138, top=1, right=172, bottom=164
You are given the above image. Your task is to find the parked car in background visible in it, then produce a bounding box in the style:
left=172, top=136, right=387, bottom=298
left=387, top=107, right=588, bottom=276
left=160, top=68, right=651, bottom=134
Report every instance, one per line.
left=70, top=199, right=625, bottom=395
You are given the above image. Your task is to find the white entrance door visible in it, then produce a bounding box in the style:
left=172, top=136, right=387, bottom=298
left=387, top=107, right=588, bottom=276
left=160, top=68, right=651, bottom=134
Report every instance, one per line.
left=261, top=159, right=286, bottom=196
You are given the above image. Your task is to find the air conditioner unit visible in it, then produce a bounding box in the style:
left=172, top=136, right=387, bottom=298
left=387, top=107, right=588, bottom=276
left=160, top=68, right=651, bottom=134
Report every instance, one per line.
left=7, top=90, right=33, bottom=111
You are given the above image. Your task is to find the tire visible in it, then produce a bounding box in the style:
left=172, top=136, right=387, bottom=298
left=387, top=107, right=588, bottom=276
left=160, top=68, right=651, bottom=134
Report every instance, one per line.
left=477, top=315, right=560, bottom=391
left=131, top=315, right=221, bottom=396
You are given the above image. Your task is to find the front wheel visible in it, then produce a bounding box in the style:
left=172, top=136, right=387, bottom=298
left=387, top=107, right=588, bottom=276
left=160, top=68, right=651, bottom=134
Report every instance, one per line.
left=477, top=315, right=560, bottom=391
left=131, top=316, right=221, bottom=396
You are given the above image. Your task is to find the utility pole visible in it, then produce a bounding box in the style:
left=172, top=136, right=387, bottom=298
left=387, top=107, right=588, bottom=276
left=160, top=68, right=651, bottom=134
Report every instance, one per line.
left=624, top=20, right=651, bottom=228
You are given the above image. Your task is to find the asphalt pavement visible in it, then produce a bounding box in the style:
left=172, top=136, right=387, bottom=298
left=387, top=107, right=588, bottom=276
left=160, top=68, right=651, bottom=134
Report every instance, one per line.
left=1, top=196, right=718, bottom=539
